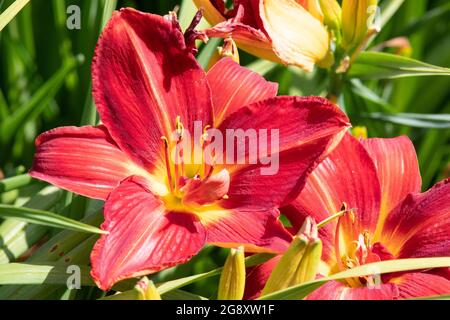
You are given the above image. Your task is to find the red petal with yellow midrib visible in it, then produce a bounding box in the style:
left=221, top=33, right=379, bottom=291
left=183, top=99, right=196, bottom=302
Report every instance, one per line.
left=92, top=8, right=213, bottom=171
left=207, top=58, right=278, bottom=126
left=382, top=179, right=450, bottom=258
left=217, top=96, right=350, bottom=209
left=30, top=125, right=135, bottom=200
left=285, top=133, right=382, bottom=264
left=90, top=176, right=206, bottom=291
left=362, top=136, right=422, bottom=238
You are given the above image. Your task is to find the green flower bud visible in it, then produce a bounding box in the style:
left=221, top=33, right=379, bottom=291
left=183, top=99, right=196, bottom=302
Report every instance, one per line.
left=261, top=217, right=322, bottom=297
left=218, top=246, right=246, bottom=300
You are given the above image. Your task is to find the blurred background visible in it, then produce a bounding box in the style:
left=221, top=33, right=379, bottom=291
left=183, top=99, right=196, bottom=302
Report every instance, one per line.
left=0, top=0, right=449, bottom=298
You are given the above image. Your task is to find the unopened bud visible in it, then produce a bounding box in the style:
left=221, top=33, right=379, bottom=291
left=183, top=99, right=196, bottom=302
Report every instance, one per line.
left=135, top=277, right=161, bottom=300
left=341, top=0, right=379, bottom=53
left=304, top=0, right=325, bottom=22
left=218, top=246, right=245, bottom=300
left=351, top=126, right=368, bottom=139
left=261, top=217, right=322, bottom=296
left=319, top=0, right=342, bottom=34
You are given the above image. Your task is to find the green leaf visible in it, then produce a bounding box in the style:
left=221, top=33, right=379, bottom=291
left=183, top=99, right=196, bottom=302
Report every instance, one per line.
left=0, top=263, right=93, bottom=286
left=0, top=174, right=32, bottom=192
left=0, top=235, right=99, bottom=299
left=350, top=79, right=392, bottom=112
left=156, top=253, right=274, bottom=294
left=258, top=257, right=450, bottom=300
left=197, top=38, right=221, bottom=69
left=101, top=290, right=140, bottom=300
left=178, top=0, right=209, bottom=31
left=348, top=52, right=450, bottom=80
left=0, top=204, right=107, bottom=234
left=379, top=0, right=406, bottom=29
left=100, top=0, right=117, bottom=30
left=0, top=0, right=31, bottom=32
left=400, top=3, right=450, bottom=36
left=362, top=112, right=450, bottom=129
left=246, top=59, right=278, bottom=76
left=0, top=186, right=62, bottom=264
left=162, top=289, right=208, bottom=300
left=0, top=55, right=84, bottom=144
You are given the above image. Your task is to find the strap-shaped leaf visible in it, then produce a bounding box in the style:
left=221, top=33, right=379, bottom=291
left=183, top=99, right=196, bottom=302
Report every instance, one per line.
left=349, top=52, right=450, bottom=79
left=0, top=263, right=93, bottom=286
left=156, top=253, right=274, bottom=294
left=0, top=204, right=106, bottom=234
left=362, top=112, right=450, bottom=129
left=0, top=0, right=31, bottom=31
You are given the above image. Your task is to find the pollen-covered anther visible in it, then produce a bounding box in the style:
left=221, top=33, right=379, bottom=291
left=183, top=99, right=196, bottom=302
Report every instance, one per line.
left=363, top=230, right=371, bottom=248
left=175, top=115, right=185, bottom=140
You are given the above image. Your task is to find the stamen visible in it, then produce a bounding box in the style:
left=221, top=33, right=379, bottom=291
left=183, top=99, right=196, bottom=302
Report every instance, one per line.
left=161, top=136, right=174, bottom=193
left=175, top=115, right=184, bottom=139
left=363, top=230, right=371, bottom=248
left=332, top=202, right=357, bottom=272
left=174, top=148, right=180, bottom=191
left=317, top=207, right=354, bottom=229
left=174, top=116, right=185, bottom=191
left=334, top=212, right=345, bottom=272
left=201, top=125, right=211, bottom=178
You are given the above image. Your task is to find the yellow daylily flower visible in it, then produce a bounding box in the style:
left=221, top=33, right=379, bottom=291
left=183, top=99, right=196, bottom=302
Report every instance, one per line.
left=194, top=0, right=331, bottom=72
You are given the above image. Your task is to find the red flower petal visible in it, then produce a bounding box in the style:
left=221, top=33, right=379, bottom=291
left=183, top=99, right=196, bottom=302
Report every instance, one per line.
left=285, top=133, right=381, bottom=263
left=90, top=176, right=206, bottom=291
left=218, top=96, right=350, bottom=209
left=201, top=206, right=291, bottom=253
left=92, top=8, right=213, bottom=171
left=362, top=136, right=421, bottom=237
left=382, top=179, right=450, bottom=258
left=307, top=280, right=398, bottom=300
left=29, top=125, right=145, bottom=200
left=206, top=58, right=278, bottom=125
left=392, top=273, right=450, bottom=299
left=183, top=169, right=230, bottom=206
left=244, top=255, right=280, bottom=300
left=204, top=21, right=281, bottom=63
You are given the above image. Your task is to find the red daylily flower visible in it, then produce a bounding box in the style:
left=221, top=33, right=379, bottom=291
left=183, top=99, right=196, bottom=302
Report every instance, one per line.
left=29, top=8, right=349, bottom=291
left=246, top=133, right=450, bottom=300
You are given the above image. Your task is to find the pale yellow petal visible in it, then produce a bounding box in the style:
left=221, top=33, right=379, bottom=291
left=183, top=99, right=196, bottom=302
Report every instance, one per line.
left=260, top=0, right=330, bottom=72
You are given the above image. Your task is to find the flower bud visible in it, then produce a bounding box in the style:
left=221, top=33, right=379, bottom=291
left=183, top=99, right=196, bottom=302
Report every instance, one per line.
left=135, top=277, right=161, bottom=300
left=341, top=0, right=379, bottom=53
left=218, top=246, right=245, bottom=300
left=261, top=217, right=322, bottom=296
left=319, top=0, right=342, bottom=33
left=302, top=0, right=325, bottom=22
left=351, top=126, right=368, bottom=139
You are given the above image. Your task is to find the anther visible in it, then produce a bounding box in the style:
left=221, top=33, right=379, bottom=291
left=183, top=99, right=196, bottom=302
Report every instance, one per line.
left=175, top=115, right=184, bottom=139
